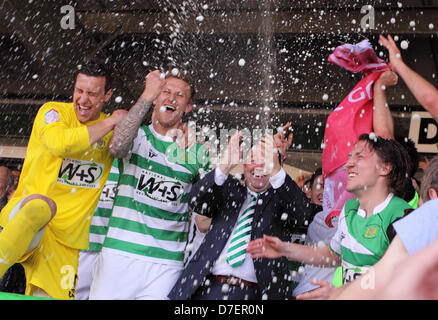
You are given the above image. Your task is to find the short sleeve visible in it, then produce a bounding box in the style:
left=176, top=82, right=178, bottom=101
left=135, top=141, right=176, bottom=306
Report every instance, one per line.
left=393, top=198, right=438, bottom=255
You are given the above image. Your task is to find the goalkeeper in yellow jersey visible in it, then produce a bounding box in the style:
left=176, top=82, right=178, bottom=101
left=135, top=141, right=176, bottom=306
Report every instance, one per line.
left=0, top=59, right=127, bottom=299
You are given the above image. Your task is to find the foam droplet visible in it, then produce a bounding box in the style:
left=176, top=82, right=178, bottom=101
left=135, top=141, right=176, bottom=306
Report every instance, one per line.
left=171, top=68, right=179, bottom=76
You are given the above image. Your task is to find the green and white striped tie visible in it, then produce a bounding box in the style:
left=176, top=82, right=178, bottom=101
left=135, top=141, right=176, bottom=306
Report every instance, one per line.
left=226, top=193, right=258, bottom=267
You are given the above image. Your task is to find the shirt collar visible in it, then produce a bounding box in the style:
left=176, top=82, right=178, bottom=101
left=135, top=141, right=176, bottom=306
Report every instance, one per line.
left=357, top=193, right=394, bottom=218
left=247, top=188, right=263, bottom=199
left=149, top=124, right=174, bottom=143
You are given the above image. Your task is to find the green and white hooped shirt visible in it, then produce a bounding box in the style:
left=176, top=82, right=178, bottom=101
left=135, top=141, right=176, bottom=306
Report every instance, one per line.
left=102, top=125, right=210, bottom=267
left=329, top=193, right=412, bottom=284
left=84, top=158, right=119, bottom=252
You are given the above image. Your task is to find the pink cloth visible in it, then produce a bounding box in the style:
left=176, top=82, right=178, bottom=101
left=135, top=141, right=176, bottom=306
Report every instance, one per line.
left=327, top=39, right=387, bottom=75
left=322, top=40, right=388, bottom=177
left=322, top=167, right=355, bottom=227
left=321, top=40, right=388, bottom=226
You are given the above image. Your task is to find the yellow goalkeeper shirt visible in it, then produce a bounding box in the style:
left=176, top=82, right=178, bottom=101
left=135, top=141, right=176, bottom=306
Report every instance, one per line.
left=2, top=101, right=114, bottom=250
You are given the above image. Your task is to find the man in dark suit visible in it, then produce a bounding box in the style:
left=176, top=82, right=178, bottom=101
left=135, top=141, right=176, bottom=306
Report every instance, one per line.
left=168, top=131, right=312, bottom=300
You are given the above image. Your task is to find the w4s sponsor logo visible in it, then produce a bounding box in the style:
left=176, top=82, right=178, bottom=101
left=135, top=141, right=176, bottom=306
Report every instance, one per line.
left=136, top=171, right=185, bottom=203
left=57, top=159, right=104, bottom=189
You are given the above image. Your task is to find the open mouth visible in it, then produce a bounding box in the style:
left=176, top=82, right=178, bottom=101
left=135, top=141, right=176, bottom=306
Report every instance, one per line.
left=76, top=104, right=92, bottom=118
left=77, top=104, right=91, bottom=111
left=348, top=172, right=357, bottom=178
left=252, top=167, right=268, bottom=178
left=161, top=105, right=176, bottom=112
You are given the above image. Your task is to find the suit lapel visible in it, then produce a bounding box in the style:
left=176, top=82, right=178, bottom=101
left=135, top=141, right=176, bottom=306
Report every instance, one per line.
left=254, top=187, right=274, bottom=219
left=224, top=183, right=247, bottom=235
left=203, top=180, right=247, bottom=258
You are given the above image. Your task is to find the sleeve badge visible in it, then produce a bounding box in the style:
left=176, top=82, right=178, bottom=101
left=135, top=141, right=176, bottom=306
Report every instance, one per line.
left=45, top=108, right=60, bottom=124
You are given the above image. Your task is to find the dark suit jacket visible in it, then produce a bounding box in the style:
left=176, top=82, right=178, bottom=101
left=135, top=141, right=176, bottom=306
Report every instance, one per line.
left=168, top=169, right=312, bottom=300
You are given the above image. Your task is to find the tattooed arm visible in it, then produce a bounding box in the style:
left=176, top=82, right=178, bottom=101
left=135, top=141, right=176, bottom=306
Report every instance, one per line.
left=109, top=70, right=165, bottom=158
left=109, top=97, right=152, bottom=158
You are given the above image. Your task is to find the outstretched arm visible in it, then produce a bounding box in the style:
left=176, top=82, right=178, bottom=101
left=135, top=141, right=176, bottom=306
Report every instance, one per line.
left=109, top=70, right=164, bottom=158
left=379, top=34, right=438, bottom=121
left=295, top=279, right=336, bottom=300
left=247, top=234, right=341, bottom=267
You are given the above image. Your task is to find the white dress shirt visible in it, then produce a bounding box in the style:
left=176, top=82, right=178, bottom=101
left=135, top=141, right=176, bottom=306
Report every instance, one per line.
left=210, top=167, right=286, bottom=282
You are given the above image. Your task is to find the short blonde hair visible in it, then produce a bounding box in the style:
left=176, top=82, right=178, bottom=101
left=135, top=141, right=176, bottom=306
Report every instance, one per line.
left=164, top=68, right=196, bottom=103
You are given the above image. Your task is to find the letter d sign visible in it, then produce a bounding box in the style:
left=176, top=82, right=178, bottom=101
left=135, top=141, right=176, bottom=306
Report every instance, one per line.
left=409, top=112, right=438, bottom=153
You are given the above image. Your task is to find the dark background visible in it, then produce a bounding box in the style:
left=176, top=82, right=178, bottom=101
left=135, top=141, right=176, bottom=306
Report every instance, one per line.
left=0, top=0, right=437, bottom=175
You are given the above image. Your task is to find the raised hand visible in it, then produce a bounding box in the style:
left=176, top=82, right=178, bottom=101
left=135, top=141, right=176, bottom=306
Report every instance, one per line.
left=141, top=70, right=166, bottom=103
left=376, top=70, right=398, bottom=88
left=379, top=34, right=403, bottom=72
left=274, top=122, right=293, bottom=162
left=219, top=130, right=243, bottom=175
left=253, top=134, right=282, bottom=177
left=379, top=34, right=438, bottom=121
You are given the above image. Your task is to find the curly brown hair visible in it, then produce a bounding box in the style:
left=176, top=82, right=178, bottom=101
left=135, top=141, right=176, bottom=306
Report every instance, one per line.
left=358, top=133, right=411, bottom=198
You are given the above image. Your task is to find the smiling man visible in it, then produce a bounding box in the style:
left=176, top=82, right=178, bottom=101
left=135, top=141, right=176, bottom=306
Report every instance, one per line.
left=247, top=134, right=413, bottom=298
left=0, top=60, right=127, bottom=299
left=168, top=133, right=312, bottom=300
left=88, top=69, right=210, bottom=300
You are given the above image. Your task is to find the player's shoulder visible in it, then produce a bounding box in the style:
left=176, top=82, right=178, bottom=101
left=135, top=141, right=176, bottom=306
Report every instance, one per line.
left=36, top=101, right=73, bottom=124
left=388, top=196, right=412, bottom=216
left=344, top=197, right=359, bottom=212
left=139, top=124, right=151, bottom=138
left=389, top=195, right=411, bottom=206
left=39, top=101, right=72, bottom=112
